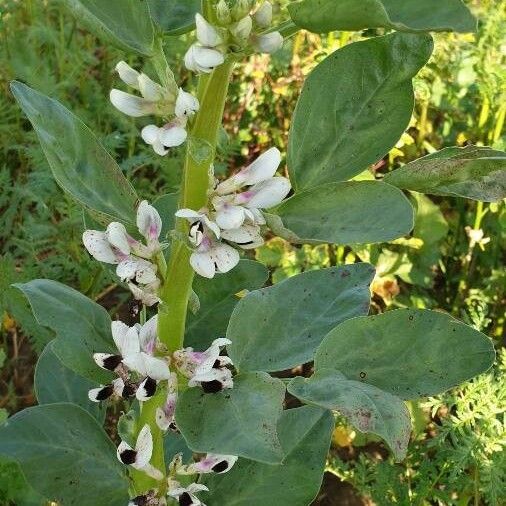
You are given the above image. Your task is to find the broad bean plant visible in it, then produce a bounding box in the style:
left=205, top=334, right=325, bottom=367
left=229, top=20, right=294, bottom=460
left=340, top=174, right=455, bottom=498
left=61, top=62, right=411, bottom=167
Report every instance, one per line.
left=3, top=1, right=505, bottom=505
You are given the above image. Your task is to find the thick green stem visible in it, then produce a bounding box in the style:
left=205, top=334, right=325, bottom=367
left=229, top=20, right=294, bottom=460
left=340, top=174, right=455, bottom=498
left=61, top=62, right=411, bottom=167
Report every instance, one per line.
left=133, top=52, right=234, bottom=496
left=158, top=59, right=235, bottom=353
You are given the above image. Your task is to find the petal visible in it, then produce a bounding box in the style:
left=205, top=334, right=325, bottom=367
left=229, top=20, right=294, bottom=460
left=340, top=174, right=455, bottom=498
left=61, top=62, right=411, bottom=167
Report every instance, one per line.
left=193, top=46, right=225, bottom=73
left=141, top=124, right=160, bottom=145
left=249, top=207, right=266, bottom=225
left=88, top=385, right=114, bottom=402
left=255, top=31, right=284, bottom=53
left=93, top=353, right=122, bottom=371
left=195, top=13, right=222, bottom=47
left=230, top=15, right=252, bottom=40
left=137, top=200, right=162, bottom=242
left=211, top=243, right=240, bottom=274
left=136, top=377, right=157, bottom=401
left=215, top=204, right=246, bottom=230
left=105, top=222, right=131, bottom=255
left=175, top=208, right=204, bottom=220
left=82, top=230, right=118, bottom=263
left=220, top=224, right=264, bottom=249
left=139, top=315, right=158, bottom=354
left=159, top=124, right=188, bottom=147
left=184, top=45, right=199, bottom=73
left=243, top=176, right=291, bottom=209
left=175, top=88, right=200, bottom=118
left=213, top=337, right=232, bottom=347
left=138, top=73, right=164, bottom=101
left=111, top=321, right=140, bottom=357
left=110, top=89, right=155, bottom=117
left=127, top=283, right=161, bottom=306
left=115, top=61, right=140, bottom=88
left=123, top=352, right=171, bottom=381
left=152, top=138, right=169, bottom=156
left=187, top=483, right=209, bottom=494
left=117, top=441, right=136, bottom=465
left=253, top=1, right=273, bottom=27
left=190, top=250, right=216, bottom=279
left=116, top=259, right=139, bottom=281
left=134, top=424, right=153, bottom=469
left=215, top=147, right=281, bottom=195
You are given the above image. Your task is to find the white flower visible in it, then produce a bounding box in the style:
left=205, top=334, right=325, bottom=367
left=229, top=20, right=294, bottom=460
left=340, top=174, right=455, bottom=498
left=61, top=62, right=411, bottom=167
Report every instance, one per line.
left=212, top=147, right=291, bottom=230
left=195, top=13, right=222, bottom=47
left=254, top=31, right=284, bottom=54
left=190, top=236, right=240, bottom=279
left=167, top=481, right=208, bottom=506
left=220, top=223, right=264, bottom=250
left=253, top=1, right=273, bottom=28
left=184, top=44, right=225, bottom=74
left=93, top=317, right=170, bottom=387
left=117, top=425, right=163, bottom=481
left=178, top=453, right=238, bottom=475
left=175, top=88, right=200, bottom=118
left=174, top=338, right=234, bottom=392
left=141, top=121, right=188, bottom=156
left=82, top=201, right=163, bottom=304
left=156, top=373, right=179, bottom=431
left=175, top=209, right=221, bottom=246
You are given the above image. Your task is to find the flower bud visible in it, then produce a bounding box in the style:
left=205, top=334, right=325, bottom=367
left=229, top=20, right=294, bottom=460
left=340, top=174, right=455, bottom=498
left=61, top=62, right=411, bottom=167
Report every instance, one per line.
left=254, top=31, right=283, bottom=54
left=216, top=0, right=232, bottom=25
left=230, top=15, right=252, bottom=42
left=253, top=1, right=272, bottom=28
left=195, top=13, right=222, bottom=47
left=231, top=0, right=254, bottom=21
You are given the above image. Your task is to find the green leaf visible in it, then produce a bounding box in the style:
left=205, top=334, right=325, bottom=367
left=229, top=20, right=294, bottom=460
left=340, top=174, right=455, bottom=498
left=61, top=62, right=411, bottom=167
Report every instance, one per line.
left=271, top=181, right=414, bottom=245
left=228, top=264, right=374, bottom=373
left=11, top=81, right=138, bottom=225
left=288, top=33, right=433, bottom=189
left=15, top=279, right=114, bottom=383
left=186, top=260, right=269, bottom=348
left=62, top=0, right=154, bottom=55
left=288, top=0, right=476, bottom=34
left=384, top=146, right=506, bottom=202
left=176, top=372, right=285, bottom=464
left=203, top=406, right=334, bottom=505
left=288, top=369, right=410, bottom=461
left=35, top=341, right=106, bottom=423
left=315, top=309, right=495, bottom=399
left=0, top=403, right=128, bottom=506
left=147, top=0, right=199, bottom=34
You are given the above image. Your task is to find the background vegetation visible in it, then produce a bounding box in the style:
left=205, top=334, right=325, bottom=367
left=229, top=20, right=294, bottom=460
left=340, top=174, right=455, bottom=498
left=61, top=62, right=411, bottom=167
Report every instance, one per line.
left=0, top=0, right=504, bottom=504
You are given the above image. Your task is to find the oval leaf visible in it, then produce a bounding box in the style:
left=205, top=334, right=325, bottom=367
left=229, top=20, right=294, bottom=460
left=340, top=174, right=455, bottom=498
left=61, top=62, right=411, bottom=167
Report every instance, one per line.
left=11, top=81, right=138, bottom=225
left=186, top=260, right=269, bottom=348
left=62, top=0, right=154, bottom=55
left=176, top=372, right=285, bottom=464
left=288, top=0, right=475, bottom=34
left=15, top=279, right=114, bottom=383
left=288, top=33, right=433, bottom=189
left=288, top=369, right=411, bottom=461
left=0, top=403, right=128, bottom=506
left=316, top=309, right=495, bottom=399
left=203, top=406, right=334, bottom=505
left=228, top=264, right=375, bottom=372
left=272, top=181, right=414, bottom=245
left=35, top=341, right=106, bottom=423
left=384, top=146, right=506, bottom=202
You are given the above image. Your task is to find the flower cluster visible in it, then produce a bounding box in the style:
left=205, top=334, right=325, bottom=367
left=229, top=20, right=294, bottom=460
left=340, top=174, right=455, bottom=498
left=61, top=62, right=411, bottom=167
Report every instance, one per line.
left=110, top=61, right=199, bottom=155
left=185, top=1, right=283, bottom=74
left=177, top=147, right=291, bottom=278
left=88, top=316, right=170, bottom=404
left=83, top=200, right=163, bottom=306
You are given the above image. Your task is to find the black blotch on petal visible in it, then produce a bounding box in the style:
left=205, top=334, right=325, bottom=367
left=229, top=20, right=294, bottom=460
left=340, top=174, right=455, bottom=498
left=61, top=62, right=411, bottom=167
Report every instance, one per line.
left=103, top=354, right=123, bottom=371
left=141, top=377, right=157, bottom=398
left=132, top=495, right=149, bottom=506
left=201, top=380, right=223, bottom=393
left=119, top=449, right=137, bottom=465
left=96, top=384, right=114, bottom=401
left=212, top=460, right=229, bottom=473
left=122, top=383, right=137, bottom=399
left=179, top=492, right=193, bottom=506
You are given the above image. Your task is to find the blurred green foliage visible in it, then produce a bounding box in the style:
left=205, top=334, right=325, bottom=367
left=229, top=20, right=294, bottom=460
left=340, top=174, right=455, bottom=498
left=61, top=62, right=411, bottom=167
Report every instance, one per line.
left=0, top=0, right=504, bottom=504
